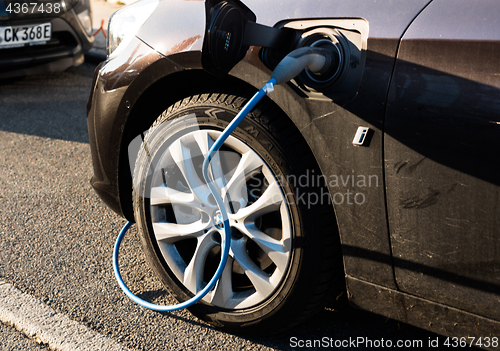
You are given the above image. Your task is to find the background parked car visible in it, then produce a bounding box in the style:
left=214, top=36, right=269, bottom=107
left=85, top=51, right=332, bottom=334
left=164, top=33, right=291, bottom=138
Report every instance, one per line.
left=0, top=0, right=93, bottom=78
left=87, top=0, right=500, bottom=341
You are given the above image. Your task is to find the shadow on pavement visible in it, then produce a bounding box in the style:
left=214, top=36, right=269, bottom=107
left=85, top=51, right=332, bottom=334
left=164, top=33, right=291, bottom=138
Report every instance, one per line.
left=0, top=62, right=98, bottom=144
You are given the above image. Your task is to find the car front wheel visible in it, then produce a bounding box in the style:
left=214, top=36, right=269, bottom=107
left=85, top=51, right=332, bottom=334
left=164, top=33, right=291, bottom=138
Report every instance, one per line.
left=132, top=87, right=344, bottom=333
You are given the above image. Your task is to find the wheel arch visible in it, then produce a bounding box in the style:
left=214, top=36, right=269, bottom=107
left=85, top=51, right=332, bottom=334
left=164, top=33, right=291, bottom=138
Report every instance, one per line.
left=118, top=54, right=338, bottom=227
left=118, top=66, right=218, bottom=221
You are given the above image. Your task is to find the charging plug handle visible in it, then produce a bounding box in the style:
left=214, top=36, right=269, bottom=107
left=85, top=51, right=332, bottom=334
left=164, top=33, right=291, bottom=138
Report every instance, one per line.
left=271, top=47, right=335, bottom=85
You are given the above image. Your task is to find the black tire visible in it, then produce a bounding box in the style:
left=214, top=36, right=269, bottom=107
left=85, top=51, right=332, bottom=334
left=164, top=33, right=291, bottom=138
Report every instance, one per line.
left=132, top=86, right=344, bottom=334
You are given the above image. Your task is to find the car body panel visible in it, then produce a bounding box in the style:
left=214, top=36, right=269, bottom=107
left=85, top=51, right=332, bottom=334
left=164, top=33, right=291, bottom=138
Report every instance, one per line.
left=87, top=0, right=205, bottom=218
left=385, top=0, right=500, bottom=321
left=136, top=0, right=205, bottom=58
left=224, top=0, right=429, bottom=289
left=241, top=0, right=428, bottom=39
left=87, top=35, right=175, bottom=215
left=347, top=276, right=499, bottom=339
left=87, top=0, right=500, bottom=338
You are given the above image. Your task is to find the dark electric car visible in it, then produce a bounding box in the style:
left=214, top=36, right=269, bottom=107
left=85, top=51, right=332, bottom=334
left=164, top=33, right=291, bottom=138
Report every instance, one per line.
left=87, top=0, right=500, bottom=340
left=0, top=0, right=93, bottom=78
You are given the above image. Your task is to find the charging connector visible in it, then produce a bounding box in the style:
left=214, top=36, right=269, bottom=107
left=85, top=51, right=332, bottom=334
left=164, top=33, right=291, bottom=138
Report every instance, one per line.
left=271, top=47, right=336, bottom=85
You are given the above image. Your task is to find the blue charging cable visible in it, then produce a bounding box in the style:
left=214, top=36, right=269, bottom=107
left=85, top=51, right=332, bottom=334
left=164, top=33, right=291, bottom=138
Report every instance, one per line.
left=113, top=47, right=333, bottom=312
left=112, top=79, right=276, bottom=311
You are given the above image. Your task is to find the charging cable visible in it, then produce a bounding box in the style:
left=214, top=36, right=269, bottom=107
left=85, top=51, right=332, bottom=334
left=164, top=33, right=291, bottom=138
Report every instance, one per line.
left=113, top=46, right=334, bottom=311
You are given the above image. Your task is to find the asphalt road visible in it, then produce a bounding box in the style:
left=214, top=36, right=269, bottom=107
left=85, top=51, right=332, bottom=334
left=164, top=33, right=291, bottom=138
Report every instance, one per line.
left=0, top=321, right=49, bottom=351
left=0, top=62, right=455, bottom=350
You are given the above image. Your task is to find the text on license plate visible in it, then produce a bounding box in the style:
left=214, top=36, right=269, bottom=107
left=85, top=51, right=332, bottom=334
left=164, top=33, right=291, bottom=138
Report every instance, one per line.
left=0, top=23, right=52, bottom=48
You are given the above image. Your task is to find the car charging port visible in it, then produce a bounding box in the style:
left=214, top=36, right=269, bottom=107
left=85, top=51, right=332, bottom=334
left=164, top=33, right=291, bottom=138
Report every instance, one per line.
left=305, top=39, right=342, bottom=84
left=296, top=28, right=351, bottom=92
left=261, top=19, right=368, bottom=101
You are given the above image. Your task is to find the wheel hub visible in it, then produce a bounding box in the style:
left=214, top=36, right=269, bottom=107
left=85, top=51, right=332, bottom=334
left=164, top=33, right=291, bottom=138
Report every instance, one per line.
left=213, top=211, right=224, bottom=229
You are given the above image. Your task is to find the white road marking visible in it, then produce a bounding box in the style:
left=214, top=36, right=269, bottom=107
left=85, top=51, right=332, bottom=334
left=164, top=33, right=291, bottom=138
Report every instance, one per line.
left=0, top=280, right=130, bottom=351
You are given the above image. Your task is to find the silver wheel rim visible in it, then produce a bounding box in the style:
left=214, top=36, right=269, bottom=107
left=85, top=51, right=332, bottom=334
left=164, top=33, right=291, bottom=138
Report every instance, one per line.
left=148, top=129, right=292, bottom=309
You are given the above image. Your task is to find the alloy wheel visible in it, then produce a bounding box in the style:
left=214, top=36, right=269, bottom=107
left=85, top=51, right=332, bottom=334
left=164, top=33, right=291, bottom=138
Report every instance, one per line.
left=148, top=130, right=292, bottom=309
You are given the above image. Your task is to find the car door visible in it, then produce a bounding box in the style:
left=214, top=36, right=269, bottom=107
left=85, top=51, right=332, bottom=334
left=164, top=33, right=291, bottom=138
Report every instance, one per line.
left=384, top=0, right=500, bottom=320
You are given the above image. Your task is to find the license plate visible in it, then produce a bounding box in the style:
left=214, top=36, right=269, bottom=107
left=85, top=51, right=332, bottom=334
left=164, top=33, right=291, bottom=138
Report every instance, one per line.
left=0, top=23, right=51, bottom=48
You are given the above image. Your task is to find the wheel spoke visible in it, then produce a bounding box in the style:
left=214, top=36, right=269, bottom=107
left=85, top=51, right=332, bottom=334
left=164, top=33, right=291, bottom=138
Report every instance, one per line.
left=183, top=233, right=219, bottom=293
left=169, top=139, right=212, bottom=205
left=237, top=223, right=289, bottom=273
left=231, top=151, right=263, bottom=180
left=209, top=256, right=234, bottom=307
left=232, top=181, right=283, bottom=222
left=150, top=186, right=196, bottom=206
left=231, top=240, right=275, bottom=298
left=192, top=131, right=214, bottom=157
left=280, top=201, right=292, bottom=242
left=193, top=131, right=228, bottom=190
left=222, top=151, right=262, bottom=209
left=153, top=220, right=207, bottom=243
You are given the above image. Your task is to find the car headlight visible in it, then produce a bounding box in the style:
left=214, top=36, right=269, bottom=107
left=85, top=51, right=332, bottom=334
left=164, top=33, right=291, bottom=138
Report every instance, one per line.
left=107, top=0, right=159, bottom=58
left=77, top=9, right=93, bottom=36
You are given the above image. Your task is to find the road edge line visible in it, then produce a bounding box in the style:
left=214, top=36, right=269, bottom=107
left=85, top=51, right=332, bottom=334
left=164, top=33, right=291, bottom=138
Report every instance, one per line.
left=0, top=280, right=130, bottom=351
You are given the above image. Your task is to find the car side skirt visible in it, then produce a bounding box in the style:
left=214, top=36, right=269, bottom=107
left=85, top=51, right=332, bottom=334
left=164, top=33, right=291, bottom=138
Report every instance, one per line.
left=347, top=275, right=500, bottom=342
